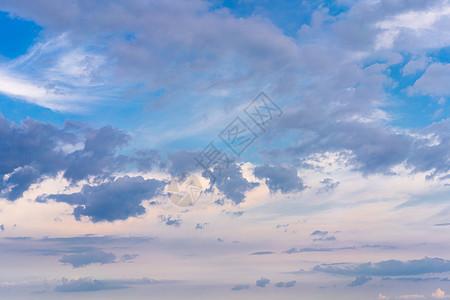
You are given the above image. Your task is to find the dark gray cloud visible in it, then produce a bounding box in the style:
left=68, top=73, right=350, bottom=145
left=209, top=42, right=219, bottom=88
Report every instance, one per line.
left=253, top=165, right=305, bottom=193
left=45, top=176, right=166, bottom=222
left=59, top=249, right=116, bottom=268
left=231, top=284, right=250, bottom=291
left=348, top=275, right=372, bottom=287
left=314, top=257, right=450, bottom=277
left=255, top=277, right=270, bottom=288
left=275, top=280, right=296, bottom=288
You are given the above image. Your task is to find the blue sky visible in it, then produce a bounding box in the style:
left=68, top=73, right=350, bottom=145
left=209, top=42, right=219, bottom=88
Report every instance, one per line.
left=0, top=0, right=450, bottom=299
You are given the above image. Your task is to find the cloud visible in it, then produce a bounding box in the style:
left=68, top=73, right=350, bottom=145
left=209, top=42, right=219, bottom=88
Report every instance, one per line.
left=310, top=230, right=336, bottom=241
left=396, top=295, right=424, bottom=299
left=209, top=164, right=259, bottom=204
left=54, top=277, right=154, bottom=292
left=0, top=115, right=76, bottom=201
left=119, top=254, right=138, bottom=262
left=63, top=125, right=130, bottom=182
left=313, top=257, right=450, bottom=277
left=195, top=223, right=208, bottom=230
left=402, top=57, right=429, bottom=76
left=158, top=215, right=182, bottom=228
left=231, top=284, right=250, bottom=291
left=318, top=178, right=340, bottom=193
left=348, top=275, right=372, bottom=287
left=432, top=288, right=450, bottom=299
left=0, top=115, right=157, bottom=203
left=408, top=63, right=450, bottom=96
left=255, top=277, right=270, bottom=288
left=275, top=281, right=296, bottom=288
left=249, top=251, right=275, bottom=256
left=59, top=249, right=116, bottom=268
left=283, top=247, right=332, bottom=254
left=0, top=0, right=301, bottom=112
left=253, top=164, right=305, bottom=193
left=46, top=176, right=166, bottom=222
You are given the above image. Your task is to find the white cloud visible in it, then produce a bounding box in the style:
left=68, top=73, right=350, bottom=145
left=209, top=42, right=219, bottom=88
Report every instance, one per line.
left=402, top=57, right=429, bottom=76
left=375, top=3, right=450, bottom=50
left=432, top=288, right=450, bottom=299
left=408, top=63, right=450, bottom=96
left=396, top=294, right=424, bottom=299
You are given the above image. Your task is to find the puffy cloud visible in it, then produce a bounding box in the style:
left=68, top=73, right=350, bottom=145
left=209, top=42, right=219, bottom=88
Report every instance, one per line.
left=209, top=164, right=258, bottom=204
left=158, top=215, right=183, bottom=228
left=63, top=125, right=130, bottom=182
left=0, top=115, right=153, bottom=203
left=255, top=277, right=270, bottom=288
left=46, top=176, right=166, bottom=222
left=59, top=249, right=116, bottom=268
left=253, top=165, right=305, bottom=193
left=310, top=230, right=336, bottom=241
left=432, top=288, right=450, bottom=299
left=0, top=116, right=76, bottom=201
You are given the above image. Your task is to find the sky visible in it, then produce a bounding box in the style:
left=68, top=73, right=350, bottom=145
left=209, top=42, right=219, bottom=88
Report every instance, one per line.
left=0, top=0, right=450, bottom=299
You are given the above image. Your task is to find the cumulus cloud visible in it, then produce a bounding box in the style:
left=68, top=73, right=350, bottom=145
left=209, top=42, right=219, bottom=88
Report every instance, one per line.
left=209, top=164, right=258, bottom=204
left=253, top=164, right=305, bottom=193
left=310, top=230, right=336, bottom=241
left=59, top=249, right=116, bottom=268
left=255, top=277, right=270, bottom=288
left=158, top=215, right=183, bottom=228
left=46, top=176, right=166, bottom=222
left=432, top=288, right=450, bottom=299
